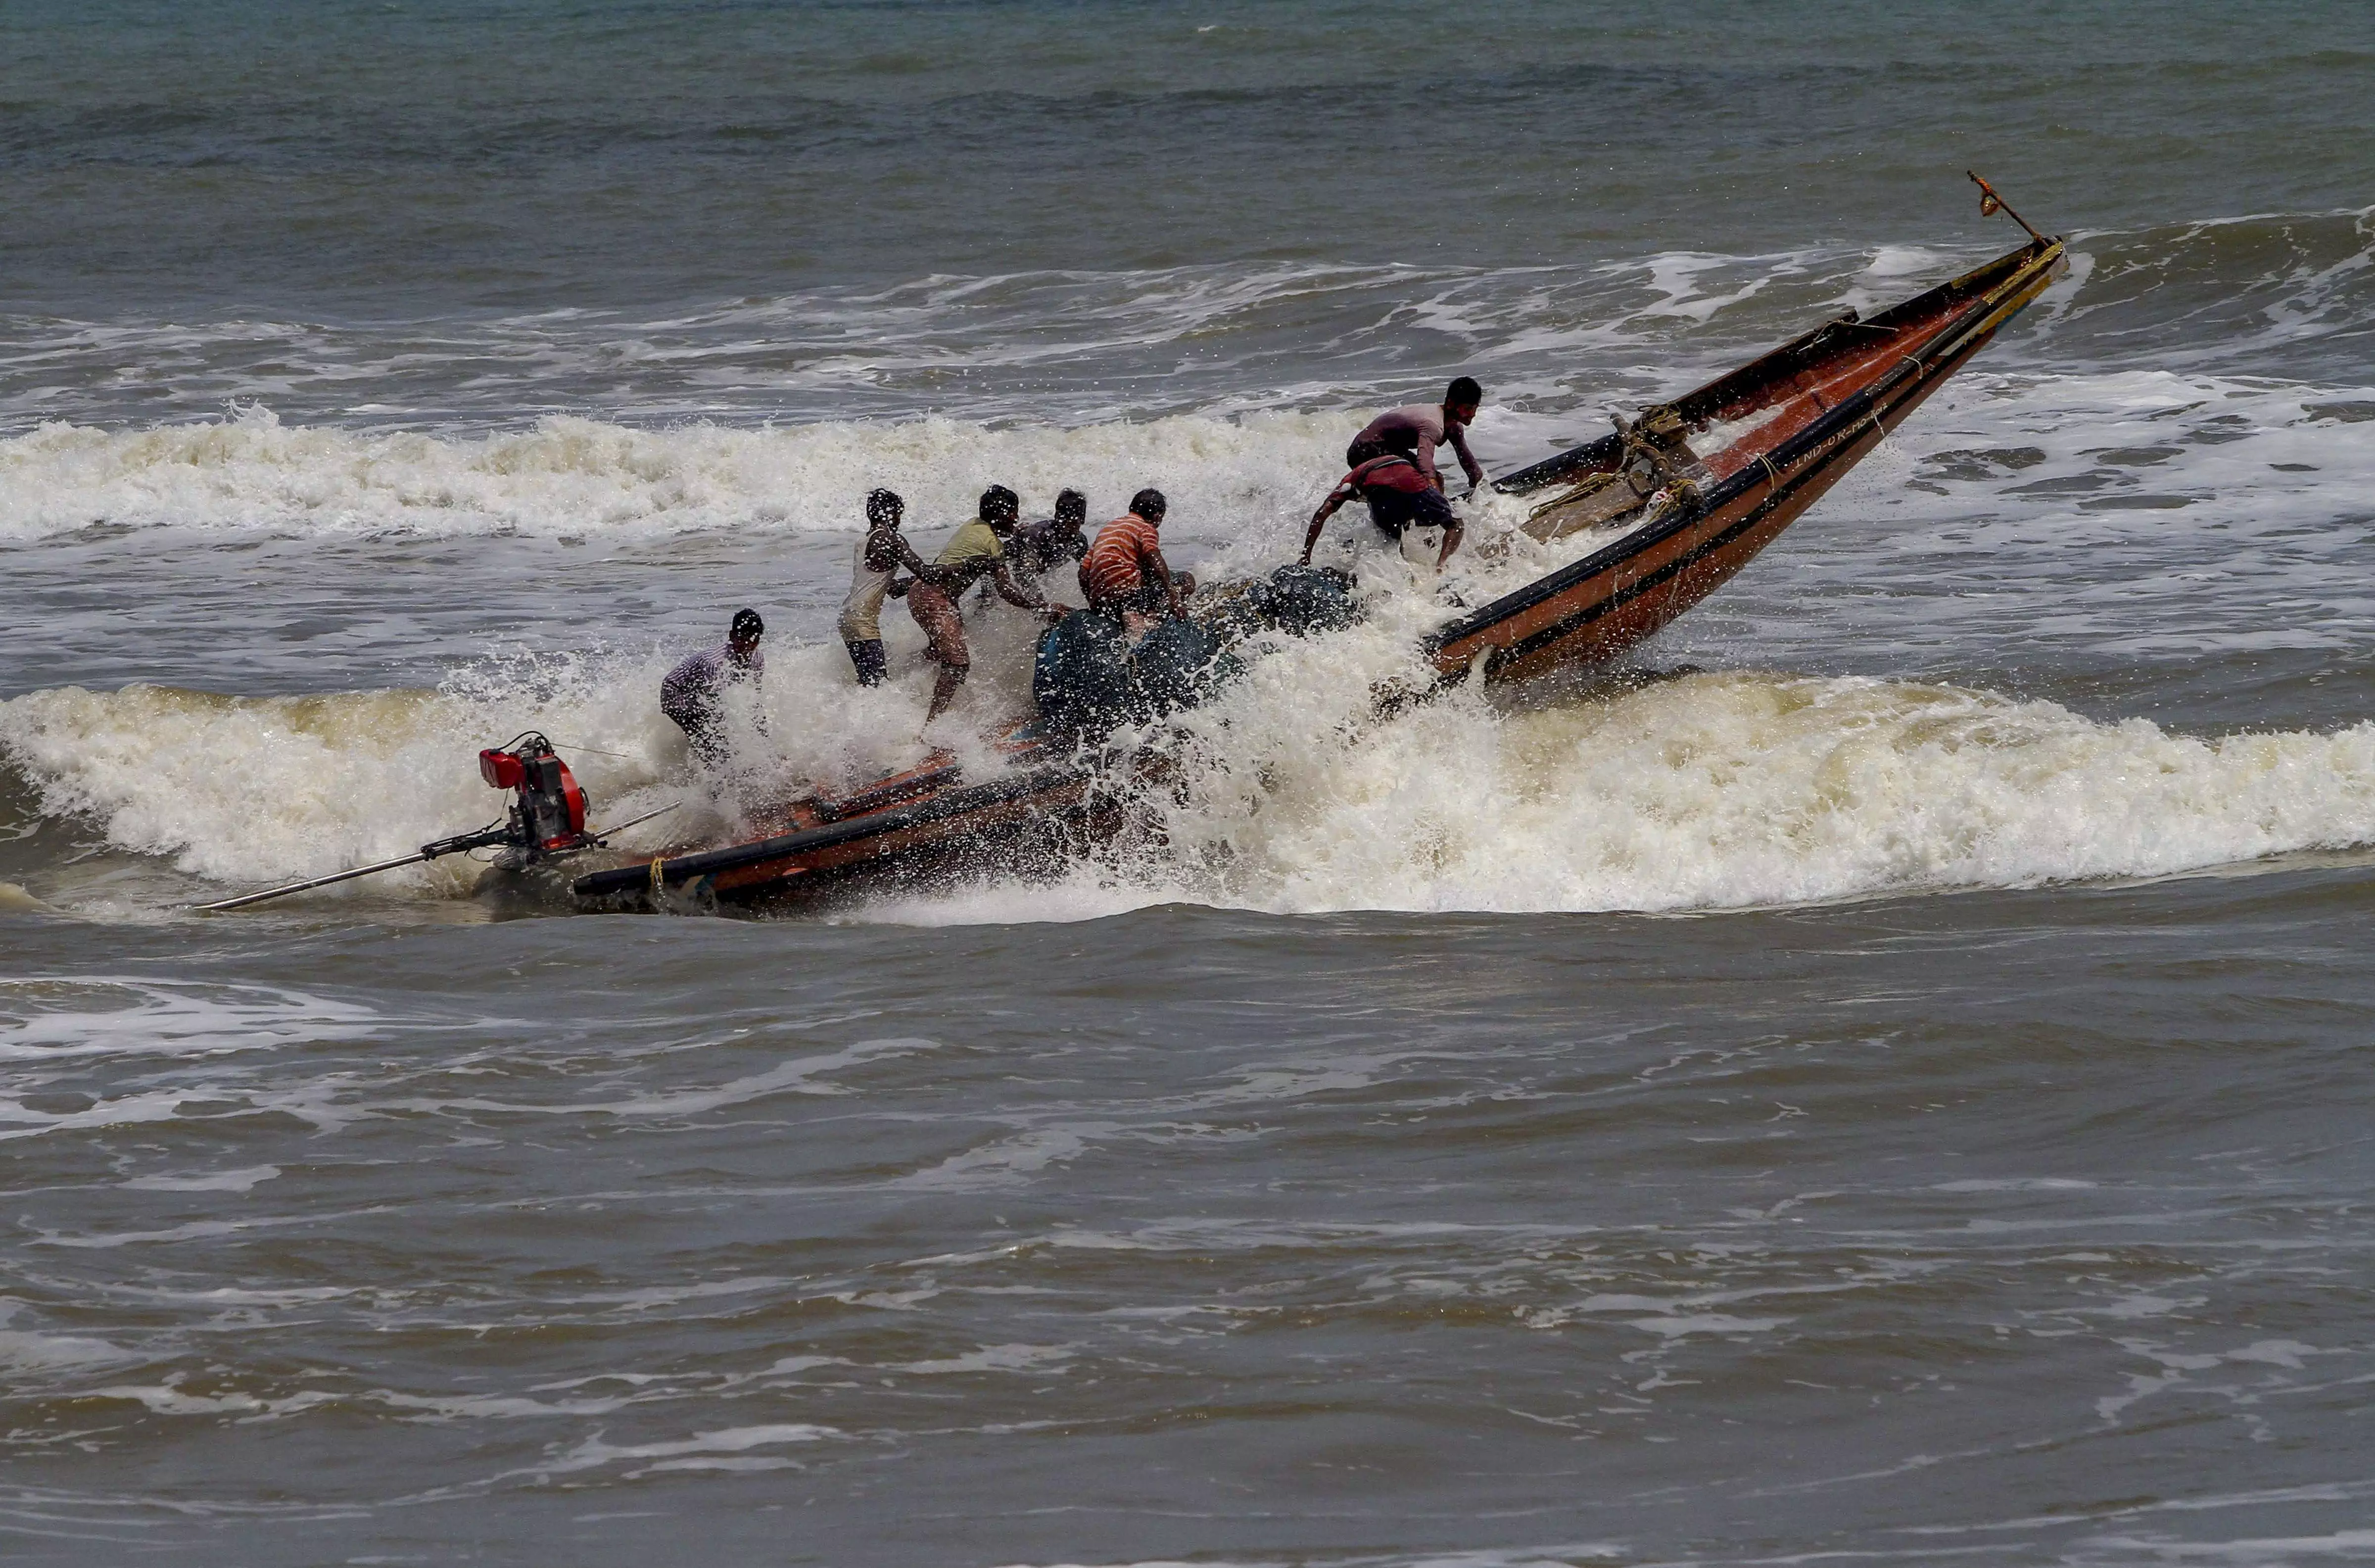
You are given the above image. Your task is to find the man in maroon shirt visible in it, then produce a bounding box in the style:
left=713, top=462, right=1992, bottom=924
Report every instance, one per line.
left=1348, top=375, right=1484, bottom=495
left=1302, top=426, right=1465, bottom=569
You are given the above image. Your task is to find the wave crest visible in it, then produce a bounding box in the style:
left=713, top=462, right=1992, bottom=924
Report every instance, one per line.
left=9, top=653, right=2375, bottom=918
left=0, top=406, right=1352, bottom=543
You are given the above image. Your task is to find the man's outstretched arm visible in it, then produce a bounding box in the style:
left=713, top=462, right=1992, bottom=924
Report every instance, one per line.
left=895, top=536, right=941, bottom=583
left=1145, top=544, right=1182, bottom=617
left=990, top=561, right=1065, bottom=621
left=1301, top=483, right=1354, bottom=563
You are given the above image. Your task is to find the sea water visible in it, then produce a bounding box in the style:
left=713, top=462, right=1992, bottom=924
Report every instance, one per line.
left=5, top=2, right=2375, bottom=1563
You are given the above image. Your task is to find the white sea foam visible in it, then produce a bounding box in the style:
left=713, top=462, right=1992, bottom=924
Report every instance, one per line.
left=79, top=1381, right=339, bottom=1417
left=2, top=362, right=2365, bottom=599
left=369, top=1389, right=651, bottom=1421
left=536, top=1422, right=840, bottom=1478
left=384, top=1037, right=946, bottom=1123
left=894, top=1342, right=1075, bottom=1376
left=0, top=977, right=382, bottom=1060
left=121, top=1165, right=282, bottom=1193
left=896, top=1127, right=1098, bottom=1191
left=0, top=1305, right=145, bottom=1373
left=0, top=406, right=1355, bottom=543
left=1143, top=665, right=2375, bottom=913
left=9, top=615, right=2375, bottom=917
left=0, top=675, right=694, bottom=894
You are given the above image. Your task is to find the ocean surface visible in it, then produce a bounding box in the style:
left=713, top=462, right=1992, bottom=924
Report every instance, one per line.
left=6, top=2, right=2375, bottom=1563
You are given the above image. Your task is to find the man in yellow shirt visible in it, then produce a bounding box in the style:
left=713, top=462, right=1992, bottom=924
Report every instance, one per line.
left=903, top=485, right=1065, bottom=729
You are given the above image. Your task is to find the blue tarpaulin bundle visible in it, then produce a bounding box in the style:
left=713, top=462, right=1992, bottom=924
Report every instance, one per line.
left=1033, top=564, right=1358, bottom=740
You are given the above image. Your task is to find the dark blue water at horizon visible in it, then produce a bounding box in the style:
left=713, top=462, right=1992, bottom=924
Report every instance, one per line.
left=8, top=0, right=2374, bottom=317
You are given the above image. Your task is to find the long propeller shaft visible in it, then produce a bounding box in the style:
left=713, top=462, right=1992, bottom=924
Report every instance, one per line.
left=191, top=803, right=676, bottom=914
left=194, top=848, right=447, bottom=912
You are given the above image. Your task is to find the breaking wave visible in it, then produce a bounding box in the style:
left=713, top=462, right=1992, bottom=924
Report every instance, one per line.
left=4, top=207, right=2371, bottom=920
left=4, top=206, right=2368, bottom=546
left=1145, top=666, right=2375, bottom=914
left=5, top=359, right=2371, bottom=561
left=0, top=407, right=1358, bottom=544
left=7, top=625, right=2375, bottom=920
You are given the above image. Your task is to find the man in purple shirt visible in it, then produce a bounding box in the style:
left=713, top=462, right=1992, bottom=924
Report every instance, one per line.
left=661, top=608, right=765, bottom=766
left=1348, top=375, right=1485, bottom=495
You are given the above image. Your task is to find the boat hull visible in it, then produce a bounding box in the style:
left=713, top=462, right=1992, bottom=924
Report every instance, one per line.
left=567, top=753, right=1127, bottom=912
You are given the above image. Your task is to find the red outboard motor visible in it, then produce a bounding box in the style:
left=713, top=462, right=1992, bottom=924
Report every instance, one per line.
left=477, top=733, right=591, bottom=856
left=196, top=734, right=602, bottom=911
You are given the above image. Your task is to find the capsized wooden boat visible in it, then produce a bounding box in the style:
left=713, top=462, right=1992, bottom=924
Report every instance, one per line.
left=1425, top=234, right=2065, bottom=684
left=560, top=231, right=2065, bottom=913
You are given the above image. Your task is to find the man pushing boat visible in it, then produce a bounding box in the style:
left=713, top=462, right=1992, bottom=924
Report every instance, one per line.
left=1348, top=375, right=1485, bottom=497
left=662, top=608, right=766, bottom=767
left=1302, top=424, right=1466, bottom=570
left=1081, top=489, right=1192, bottom=623
left=839, top=488, right=941, bottom=687
left=905, top=485, right=1067, bottom=731
left=969, top=487, right=1092, bottom=611
left=1012, top=488, right=1093, bottom=584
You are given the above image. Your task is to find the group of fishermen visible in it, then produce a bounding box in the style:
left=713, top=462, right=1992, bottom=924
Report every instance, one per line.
left=660, top=376, right=1484, bottom=763
left=840, top=482, right=1192, bottom=727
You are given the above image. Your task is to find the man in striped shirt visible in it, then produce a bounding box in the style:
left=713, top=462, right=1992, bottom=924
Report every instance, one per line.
left=1079, top=488, right=1187, bottom=621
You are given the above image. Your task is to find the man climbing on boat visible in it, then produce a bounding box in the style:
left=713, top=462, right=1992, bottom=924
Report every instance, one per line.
left=661, top=608, right=766, bottom=767
left=839, top=488, right=941, bottom=687
left=1348, top=375, right=1485, bottom=497
left=1081, top=489, right=1190, bottom=622
left=905, top=484, right=1066, bottom=731
left=1302, top=424, right=1466, bottom=569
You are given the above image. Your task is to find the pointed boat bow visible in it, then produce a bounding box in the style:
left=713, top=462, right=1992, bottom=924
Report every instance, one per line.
left=1427, top=237, right=2066, bottom=685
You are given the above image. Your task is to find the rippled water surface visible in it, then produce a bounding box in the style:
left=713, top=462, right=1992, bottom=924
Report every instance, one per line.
left=5, top=2, right=2375, bottom=1563
left=13, top=890, right=2375, bottom=1566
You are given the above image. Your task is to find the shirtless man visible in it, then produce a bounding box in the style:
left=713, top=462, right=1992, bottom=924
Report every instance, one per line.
left=1303, top=425, right=1466, bottom=569
left=838, top=488, right=938, bottom=686
left=904, top=485, right=1065, bottom=728
left=1348, top=375, right=1485, bottom=496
